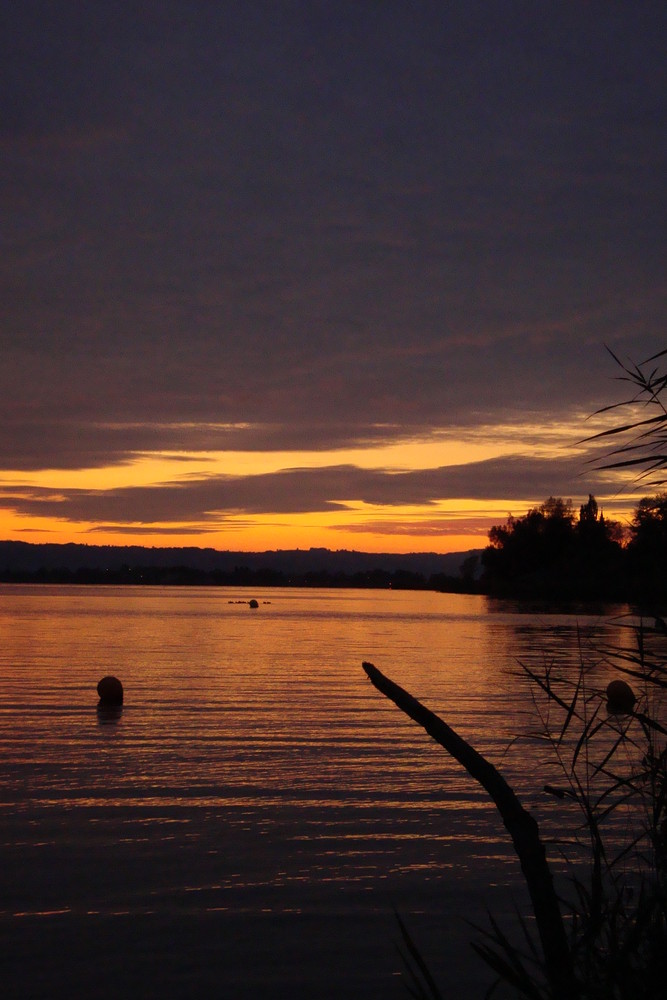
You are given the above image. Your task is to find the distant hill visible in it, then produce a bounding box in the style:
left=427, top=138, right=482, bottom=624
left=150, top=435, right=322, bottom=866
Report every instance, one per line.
left=0, top=540, right=482, bottom=588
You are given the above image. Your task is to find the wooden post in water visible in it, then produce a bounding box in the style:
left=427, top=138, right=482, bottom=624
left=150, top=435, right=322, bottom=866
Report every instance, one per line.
left=362, top=660, right=578, bottom=1000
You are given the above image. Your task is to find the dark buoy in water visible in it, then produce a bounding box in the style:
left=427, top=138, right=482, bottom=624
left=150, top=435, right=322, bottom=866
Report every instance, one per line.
left=606, top=679, right=636, bottom=714
left=97, top=675, right=124, bottom=705
left=249, top=599, right=259, bottom=609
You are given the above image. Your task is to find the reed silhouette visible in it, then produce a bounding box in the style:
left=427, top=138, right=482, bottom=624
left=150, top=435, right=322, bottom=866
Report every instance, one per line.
left=363, top=624, right=666, bottom=999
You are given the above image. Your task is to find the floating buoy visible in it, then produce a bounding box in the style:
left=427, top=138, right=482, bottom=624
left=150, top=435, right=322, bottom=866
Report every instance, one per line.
left=97, top=675, right=124, bottom=705
left=606, top=679, right=636, bottom=714
left=248, top=599, right=259, bottom=609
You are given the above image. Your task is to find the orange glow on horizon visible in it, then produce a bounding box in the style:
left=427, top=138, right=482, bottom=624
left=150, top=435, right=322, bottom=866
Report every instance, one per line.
left=0, top=495, right=640, bottom=556
left=0, top=510, right=492, bottom=554
left=0, top=415, right=642, bottom=555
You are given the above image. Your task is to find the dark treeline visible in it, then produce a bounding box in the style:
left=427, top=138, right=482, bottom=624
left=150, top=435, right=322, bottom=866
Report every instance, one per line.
left=0, top=541, right=469, bottom=578
left=0, top=541, right=478, bottom=591
left=0, top=561, right=477, bottom=593
left=481, top=492, right=667, bottom=604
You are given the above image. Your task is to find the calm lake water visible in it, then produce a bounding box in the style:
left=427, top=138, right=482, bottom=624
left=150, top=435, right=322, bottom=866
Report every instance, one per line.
left=0, top=585, right=650, bottom=999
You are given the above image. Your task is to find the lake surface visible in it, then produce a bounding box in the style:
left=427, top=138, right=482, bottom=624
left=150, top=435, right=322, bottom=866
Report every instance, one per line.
left=0, top=585, right=649, bottom=999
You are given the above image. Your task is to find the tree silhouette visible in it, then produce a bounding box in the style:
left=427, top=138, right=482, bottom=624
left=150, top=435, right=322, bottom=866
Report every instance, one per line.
left=482, top=495, right=625, bottom=599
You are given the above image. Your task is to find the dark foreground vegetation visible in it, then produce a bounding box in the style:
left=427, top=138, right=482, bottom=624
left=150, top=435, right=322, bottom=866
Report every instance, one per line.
left=365, top=623, right=667, bottom=1000
left=364, top=348, right=667, bottom=998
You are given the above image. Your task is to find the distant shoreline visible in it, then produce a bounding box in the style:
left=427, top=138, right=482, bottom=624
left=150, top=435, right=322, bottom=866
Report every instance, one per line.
left=0, top=539, right=481, bottom=593
left=0, top=540, right=658, bottom=606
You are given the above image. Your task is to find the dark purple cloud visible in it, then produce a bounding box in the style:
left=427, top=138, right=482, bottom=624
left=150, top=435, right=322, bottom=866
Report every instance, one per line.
left=1, top=2, right=664, bottom=486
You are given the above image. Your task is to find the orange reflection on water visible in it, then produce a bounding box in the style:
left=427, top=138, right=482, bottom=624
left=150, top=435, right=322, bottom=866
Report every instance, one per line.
left=0, top=584, right=647, bottom=999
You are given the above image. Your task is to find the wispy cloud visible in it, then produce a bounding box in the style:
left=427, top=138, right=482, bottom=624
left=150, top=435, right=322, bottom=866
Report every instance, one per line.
left=0, top=452, right=632, bottom=530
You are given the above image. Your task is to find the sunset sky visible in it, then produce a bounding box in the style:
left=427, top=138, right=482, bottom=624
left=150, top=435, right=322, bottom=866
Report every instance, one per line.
left=2, top=2, right=665, bottom=554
